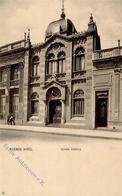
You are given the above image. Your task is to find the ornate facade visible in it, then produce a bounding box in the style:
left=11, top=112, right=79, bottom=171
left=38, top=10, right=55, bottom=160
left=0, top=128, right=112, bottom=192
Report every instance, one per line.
left=0, top=10, right=122, bottom=130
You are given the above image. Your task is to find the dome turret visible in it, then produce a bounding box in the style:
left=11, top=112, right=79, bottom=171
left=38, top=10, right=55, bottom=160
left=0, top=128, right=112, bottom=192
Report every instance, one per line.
left=45, top=0, right=77, bottom=39
left=45, top=18, right=77, bottom=39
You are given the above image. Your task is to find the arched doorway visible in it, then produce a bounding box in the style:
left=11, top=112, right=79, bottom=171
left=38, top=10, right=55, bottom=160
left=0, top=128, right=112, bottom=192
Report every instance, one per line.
left=49, top=100, right=61, bottom=124
left=46, top=87, right=62, bottom=124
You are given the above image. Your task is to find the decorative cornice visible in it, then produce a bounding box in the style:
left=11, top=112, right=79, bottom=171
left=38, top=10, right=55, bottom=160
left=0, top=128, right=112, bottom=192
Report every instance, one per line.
left=43, top=34, right=71, bottom=48
left=114, top=68, right=122, bottom=73
left=42, top=32, right=87, bottom=48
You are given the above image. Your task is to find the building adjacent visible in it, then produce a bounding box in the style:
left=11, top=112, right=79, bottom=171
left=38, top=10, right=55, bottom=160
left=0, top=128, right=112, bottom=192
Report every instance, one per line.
left=0, top=10, right=122, bottom=130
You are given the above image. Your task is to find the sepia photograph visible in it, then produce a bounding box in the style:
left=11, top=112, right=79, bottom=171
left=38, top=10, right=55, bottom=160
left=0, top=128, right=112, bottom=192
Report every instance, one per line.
left=0, top=0, right=122, bottom=195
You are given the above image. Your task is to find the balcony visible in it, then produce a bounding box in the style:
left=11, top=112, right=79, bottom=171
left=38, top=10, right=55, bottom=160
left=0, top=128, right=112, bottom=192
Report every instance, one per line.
left=0, top=81, right=6, bottom=88
left=72, top=70, right=86, bottom=79
left=10, top=80, right=19, bottom=86
left=45, top=73, right=66, bottom=81
left=93, top=47, right=122, bottom=61
left=30, top=76, right=40, bottom=84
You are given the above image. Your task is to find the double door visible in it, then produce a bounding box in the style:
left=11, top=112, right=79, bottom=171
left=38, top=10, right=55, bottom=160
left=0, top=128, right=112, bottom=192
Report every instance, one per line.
left=49, top=100, right=61, bottom=124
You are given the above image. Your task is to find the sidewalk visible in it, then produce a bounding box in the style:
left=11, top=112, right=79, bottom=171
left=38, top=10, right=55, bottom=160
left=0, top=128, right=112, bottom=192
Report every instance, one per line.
left=0, top=124, right=122, bottom=140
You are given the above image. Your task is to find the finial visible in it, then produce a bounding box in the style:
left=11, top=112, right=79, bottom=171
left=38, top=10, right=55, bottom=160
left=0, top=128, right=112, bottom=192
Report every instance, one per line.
left=61, top=0, right=66, bottom=19
left=27, top=28, right=30, bottom=40
left=24, top=32, right=27, bottom=40
left=118, top=39, right=120, bottom=47
left=90, top=13, right=93, bottom=23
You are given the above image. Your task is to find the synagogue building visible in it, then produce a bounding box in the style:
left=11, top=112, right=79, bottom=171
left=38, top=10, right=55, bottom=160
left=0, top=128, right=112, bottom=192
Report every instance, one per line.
left=0, top=7, right=122, bottom=129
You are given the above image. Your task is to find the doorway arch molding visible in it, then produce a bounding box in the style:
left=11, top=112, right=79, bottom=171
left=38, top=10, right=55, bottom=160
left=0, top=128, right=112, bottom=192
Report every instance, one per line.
left=43, top=81, right=67, bottom=125
left=43, top=80, right=66, bottom=101
left=46, top=87, right=61, bottom=101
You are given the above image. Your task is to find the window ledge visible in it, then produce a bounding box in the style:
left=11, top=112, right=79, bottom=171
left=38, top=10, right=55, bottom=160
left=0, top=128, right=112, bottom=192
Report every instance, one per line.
left=30, top=76, right=40, bottom=83
left=29, top=115, right=39, bottom=121
left=73, top=70, right=86, bottom=73
left=46, top=73, right=66, bottom=76
left=30, top=114, right=39, bottom=116
left=72, top=115, right=85, bottom=119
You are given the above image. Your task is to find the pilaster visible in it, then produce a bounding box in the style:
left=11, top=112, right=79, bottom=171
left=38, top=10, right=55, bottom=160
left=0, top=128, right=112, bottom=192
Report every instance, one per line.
left=23, top=48, right=30, bottom=122
left=114, top=69, right=120, bottom=120
left=61, top=100, right=65, bottom=124
left=19, top=62, right=24, bottom=123
left=65, top=42, right=72, bottom=122
left=5, top=65, right=11, bottom=117
left=120, top=71, right=122, bottom=121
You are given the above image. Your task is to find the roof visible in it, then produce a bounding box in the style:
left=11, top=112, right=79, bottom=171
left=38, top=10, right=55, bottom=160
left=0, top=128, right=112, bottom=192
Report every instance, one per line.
left=45, top=17, right=77, bottom=39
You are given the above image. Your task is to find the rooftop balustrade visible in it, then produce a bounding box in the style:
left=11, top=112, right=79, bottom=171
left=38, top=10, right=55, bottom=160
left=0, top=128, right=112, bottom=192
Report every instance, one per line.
left=93, top=47, right=122, bottom=61
left=0, top=40, right=25, bottom=54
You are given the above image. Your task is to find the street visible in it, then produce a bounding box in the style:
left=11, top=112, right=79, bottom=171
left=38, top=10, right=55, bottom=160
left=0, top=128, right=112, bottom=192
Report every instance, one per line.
left=0, top=129, right=122, bottom=196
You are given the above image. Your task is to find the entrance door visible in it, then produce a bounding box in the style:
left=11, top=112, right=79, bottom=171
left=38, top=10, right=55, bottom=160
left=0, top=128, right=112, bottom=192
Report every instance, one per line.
left=95, top=91, right=108, bottom=128
left=49, top=100, right=61, bottom=124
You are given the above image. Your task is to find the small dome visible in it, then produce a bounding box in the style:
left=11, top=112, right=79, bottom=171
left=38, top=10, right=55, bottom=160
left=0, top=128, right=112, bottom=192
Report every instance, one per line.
left=45, top=18, right=77, bottom=39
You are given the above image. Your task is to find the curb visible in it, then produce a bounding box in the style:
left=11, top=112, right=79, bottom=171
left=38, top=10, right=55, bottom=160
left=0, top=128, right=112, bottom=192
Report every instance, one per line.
left=0, top=125, right=122, bottom=140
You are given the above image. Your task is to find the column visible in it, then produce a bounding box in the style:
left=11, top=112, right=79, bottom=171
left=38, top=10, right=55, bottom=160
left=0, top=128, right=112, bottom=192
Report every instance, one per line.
left=114, top=70, right=120, bottom=120
left=44, top=100, right=48, bottom=125
left=61, top=100, right=65, bottom=124
left=119, top=70, right=122, bottom=121
left=5, top=65, right=11, bottom=118
left=23, top=50, right=29, bottom=123
left=19, top=62, right=24, bottom=124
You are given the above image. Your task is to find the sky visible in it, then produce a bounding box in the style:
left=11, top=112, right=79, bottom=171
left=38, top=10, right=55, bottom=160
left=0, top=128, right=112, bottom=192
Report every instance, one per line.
left=0, top=0, right=121, bottom=49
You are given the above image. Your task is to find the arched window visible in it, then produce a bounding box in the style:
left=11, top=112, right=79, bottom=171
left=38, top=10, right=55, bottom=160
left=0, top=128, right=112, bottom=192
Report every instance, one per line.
left=46, top=53, right=55, bottom=74
left=74, top=48, right=85, bottom=71
left=57, top=52, right=66, bottom=73
left=32, top=56, right=39, bottom=77
left=31, top=93, right=39, bottom=115
left=73, top=89, right=85, bottom=116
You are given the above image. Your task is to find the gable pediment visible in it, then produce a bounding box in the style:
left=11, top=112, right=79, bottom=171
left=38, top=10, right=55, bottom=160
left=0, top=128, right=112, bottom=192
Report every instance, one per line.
left=42, top=34, right=70, bottom=48
left=43, top=79, right=66, bottom=89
